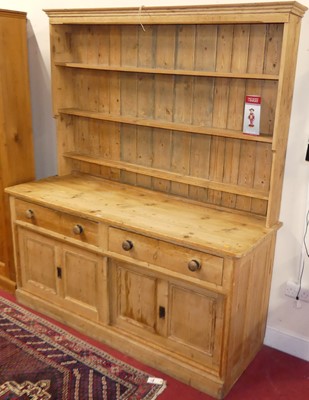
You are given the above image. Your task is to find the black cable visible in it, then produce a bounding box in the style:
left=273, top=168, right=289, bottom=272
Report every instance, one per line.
left=296, top=208, right=309, bottom=300
left=303, top=208, right=309, bottom=257
left=296, top=259, right=305, bottom=300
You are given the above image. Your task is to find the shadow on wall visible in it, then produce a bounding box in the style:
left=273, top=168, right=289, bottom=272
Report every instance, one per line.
left=27, top=19, right=57, bottom=180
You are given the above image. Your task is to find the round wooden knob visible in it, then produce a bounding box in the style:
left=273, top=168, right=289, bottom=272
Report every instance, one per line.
left=73, top=224, right=84, bottom=235
left=122, top=240, right=133, bottom=251
left=25, top=209, right=34, bottom=219
left=188, top=259, right=201, bottom=272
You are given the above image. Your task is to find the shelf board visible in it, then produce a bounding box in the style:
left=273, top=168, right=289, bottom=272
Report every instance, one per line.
left=55, top=62, right=279, bottom=81
left=63, top=152, right=270, bottom=201
left=58, top=108, right=273, bottom=144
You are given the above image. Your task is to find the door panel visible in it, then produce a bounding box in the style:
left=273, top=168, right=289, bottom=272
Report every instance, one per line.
left=169, top=285, right=216, bottom=354
left=167, top=283, right=224, bottom=368
left=62, top=245, right=105, bottom=321
left=116, top=262, right=157, bottom=332
left=18, top=228, right=58, bottom=297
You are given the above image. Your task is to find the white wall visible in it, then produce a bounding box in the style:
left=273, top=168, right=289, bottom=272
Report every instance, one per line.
left=2, top=0, right=309, bottom=359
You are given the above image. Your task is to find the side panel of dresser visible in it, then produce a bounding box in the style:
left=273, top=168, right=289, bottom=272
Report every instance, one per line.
left=0, top=11, right=35, bottom=291
left=222, top=232, right=277, bottom=393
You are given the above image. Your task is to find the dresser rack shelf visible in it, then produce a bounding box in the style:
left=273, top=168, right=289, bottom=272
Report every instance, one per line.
left=55, top=62, right=280, bottom=81
left=59, top=108, right=274, bottom=143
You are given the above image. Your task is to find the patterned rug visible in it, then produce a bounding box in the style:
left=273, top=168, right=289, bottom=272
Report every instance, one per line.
left=0, top=296, right=166, bottom=399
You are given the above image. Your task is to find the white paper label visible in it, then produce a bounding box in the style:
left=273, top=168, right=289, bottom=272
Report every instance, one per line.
left=147, top=377, right=164, bottom=385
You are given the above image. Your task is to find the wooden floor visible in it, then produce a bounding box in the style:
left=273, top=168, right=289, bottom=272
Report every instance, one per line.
left=0, top=289, right=308, bottom=400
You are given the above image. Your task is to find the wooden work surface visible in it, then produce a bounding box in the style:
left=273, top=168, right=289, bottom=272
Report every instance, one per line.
left=6, top=173, right=276, bottom=258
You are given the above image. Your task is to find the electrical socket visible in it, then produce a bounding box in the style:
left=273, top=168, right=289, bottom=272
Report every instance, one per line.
left=285, top=280, right=309, bottom=302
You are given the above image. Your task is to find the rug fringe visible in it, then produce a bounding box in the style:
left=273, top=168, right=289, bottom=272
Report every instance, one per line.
left=149, top=381, right=167, bottom=400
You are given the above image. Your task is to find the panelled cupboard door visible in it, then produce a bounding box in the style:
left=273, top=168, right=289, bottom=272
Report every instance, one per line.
left=168, top=283, right=224, bottom=368
left=18, top=228, right=59, bottom=299
left=60, top=244, right=106, bottom=322
left=110, top=259, right=224, bottom=371
left=17, top=227, right=106, bottom=323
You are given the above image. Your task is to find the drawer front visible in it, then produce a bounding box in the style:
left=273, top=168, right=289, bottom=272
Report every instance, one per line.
left=15, top=199, right=98, bottom=246
left=108, top=227, right=223, bottom=285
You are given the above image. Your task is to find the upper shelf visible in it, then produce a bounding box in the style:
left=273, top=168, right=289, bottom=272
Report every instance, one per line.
left=59, top=108, right=273, bottom=144
left=54, top=62, right=279, bottom=81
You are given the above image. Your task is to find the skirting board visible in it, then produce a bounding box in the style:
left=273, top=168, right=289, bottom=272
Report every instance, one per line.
left=0, top=275, right=16, bottom=293
left=264, top=326, right=309, bottom=361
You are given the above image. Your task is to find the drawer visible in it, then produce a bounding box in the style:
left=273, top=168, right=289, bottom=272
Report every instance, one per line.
left=108, top=227, right=223, bottom=285
left=15, top=199, right=98, bottom=246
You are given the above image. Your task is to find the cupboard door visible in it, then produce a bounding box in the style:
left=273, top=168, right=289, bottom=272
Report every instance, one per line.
left=18, top=228, right=59, bottom=300
left=167, top=284, right=224, bottom=369
left=111, top=260, right=158, bottom=332
left=60, top=245, right=106, bottom=322
left=110, top=260, right=168, bottom=337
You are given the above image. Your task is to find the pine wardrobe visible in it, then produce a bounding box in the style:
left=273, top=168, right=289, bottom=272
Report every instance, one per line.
left=0, top=9, right=34, bottom=292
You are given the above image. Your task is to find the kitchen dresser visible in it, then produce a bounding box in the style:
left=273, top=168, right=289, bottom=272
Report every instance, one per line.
left=6, top=2, right=306, bottom=398
left=0, top=10, right=34, bottom=292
